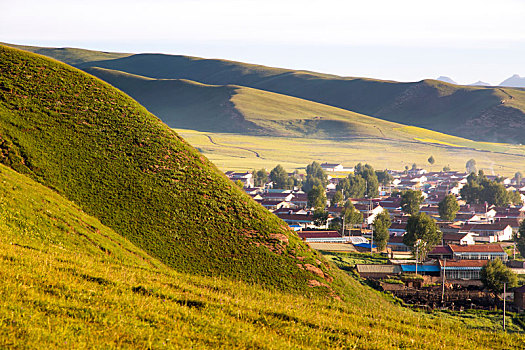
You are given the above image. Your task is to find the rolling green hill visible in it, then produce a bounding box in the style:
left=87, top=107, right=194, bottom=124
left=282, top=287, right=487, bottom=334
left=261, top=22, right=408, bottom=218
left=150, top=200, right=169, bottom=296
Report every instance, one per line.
left=82, top=66, right=525, bottom=176
left=1, top=42, right=131, bottom=66
left=0, top=44, right=332, bottom=292
left=74, top=52, right=525, bottom=144
left=2, top=163, right=523, bottom=348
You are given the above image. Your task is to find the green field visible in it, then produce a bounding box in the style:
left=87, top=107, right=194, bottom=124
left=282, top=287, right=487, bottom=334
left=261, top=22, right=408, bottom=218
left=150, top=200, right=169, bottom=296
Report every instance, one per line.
left=174, top=128, right=525, bottom=176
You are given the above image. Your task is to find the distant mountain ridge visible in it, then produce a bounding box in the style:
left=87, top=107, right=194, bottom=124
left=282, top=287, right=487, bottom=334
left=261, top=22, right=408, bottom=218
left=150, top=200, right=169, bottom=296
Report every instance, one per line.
left=437, top=76, right=457, bottom=84
left=500, top=74, right=525, bottom=88
left=6, top=43, right=525, bottom=144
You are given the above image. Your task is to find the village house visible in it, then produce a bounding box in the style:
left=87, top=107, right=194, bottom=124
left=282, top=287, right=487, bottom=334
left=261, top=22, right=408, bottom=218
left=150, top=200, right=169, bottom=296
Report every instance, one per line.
left=439, top=259, right=488, bottom=281
left=448, top=243, right=508, bottom=261
left=459, top=222, right=513, bottom=242
left=225, top=171, right=254, bottom=188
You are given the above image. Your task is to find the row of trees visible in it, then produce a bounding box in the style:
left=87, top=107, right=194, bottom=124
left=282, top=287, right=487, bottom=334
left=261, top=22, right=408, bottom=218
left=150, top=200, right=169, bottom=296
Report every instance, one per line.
left=460, top=171, right=522, bottom=206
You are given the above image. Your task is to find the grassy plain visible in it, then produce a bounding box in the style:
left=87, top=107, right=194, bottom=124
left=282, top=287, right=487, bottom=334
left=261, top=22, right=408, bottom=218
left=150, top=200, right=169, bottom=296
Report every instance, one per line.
left=174, top=128, right=525, bottom=176
left=2, top=163, right=524, bottom=348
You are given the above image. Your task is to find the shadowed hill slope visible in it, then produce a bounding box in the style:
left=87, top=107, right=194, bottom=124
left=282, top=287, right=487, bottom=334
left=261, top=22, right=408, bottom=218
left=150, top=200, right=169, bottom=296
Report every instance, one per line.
left=2, top=163, right=522, bottom=348
left=0, top=44, right=331, bottom=292
left=77, top=53, right=525, bottom=144
left=84, top=67, right=406, bottom=139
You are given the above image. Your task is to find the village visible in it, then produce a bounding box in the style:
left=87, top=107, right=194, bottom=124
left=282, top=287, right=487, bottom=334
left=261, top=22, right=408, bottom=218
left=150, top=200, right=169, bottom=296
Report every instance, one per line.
left=226, top=161, right=525, bottom=311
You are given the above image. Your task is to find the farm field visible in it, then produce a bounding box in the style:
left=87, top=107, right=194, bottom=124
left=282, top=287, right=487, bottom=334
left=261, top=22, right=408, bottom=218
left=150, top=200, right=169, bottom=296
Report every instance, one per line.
left=174, top=128, right=525, bottom=176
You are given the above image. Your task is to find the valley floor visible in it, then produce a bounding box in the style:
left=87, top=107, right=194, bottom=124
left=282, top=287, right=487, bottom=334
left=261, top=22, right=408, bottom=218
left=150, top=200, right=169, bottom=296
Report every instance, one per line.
left=174, top=129, right=525, bottom=176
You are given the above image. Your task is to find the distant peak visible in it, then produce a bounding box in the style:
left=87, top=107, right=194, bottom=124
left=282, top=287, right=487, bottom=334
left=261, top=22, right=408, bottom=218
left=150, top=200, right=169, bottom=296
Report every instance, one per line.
left=436, top=76, right=457, bottom=84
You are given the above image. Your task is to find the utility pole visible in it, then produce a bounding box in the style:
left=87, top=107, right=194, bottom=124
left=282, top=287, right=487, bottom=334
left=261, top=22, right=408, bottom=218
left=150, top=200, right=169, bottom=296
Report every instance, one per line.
left=441, top=258, right=446, bottom=303
left=503, top=282, right=507, bottom=331
left=415, top=242, right=419, bottom=276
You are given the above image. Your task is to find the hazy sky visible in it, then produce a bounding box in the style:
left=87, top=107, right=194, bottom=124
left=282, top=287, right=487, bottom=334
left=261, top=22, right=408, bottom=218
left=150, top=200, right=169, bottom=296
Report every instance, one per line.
left=2, top=0, right=525, bottom=84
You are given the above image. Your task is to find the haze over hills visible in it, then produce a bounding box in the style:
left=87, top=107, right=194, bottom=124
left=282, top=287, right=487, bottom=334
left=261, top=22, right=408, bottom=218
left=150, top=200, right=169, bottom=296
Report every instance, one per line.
left=0, top=44, right=332, bottom=292
left=500, top=74, right=525, bottom=88
left=436, top=76, right=457, bottom=84
left=7, top=42, right=525, bottom=144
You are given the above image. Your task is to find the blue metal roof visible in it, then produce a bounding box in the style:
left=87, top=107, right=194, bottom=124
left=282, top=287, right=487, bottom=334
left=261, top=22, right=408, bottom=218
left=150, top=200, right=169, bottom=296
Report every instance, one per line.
left=401, top=265, right=440, bottom=272
left=354, top=243, right=377, bottom=249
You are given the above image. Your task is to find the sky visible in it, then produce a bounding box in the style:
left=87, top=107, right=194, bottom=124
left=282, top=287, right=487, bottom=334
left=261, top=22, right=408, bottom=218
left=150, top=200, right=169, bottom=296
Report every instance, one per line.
left=2, top=0, right=525, bottom=85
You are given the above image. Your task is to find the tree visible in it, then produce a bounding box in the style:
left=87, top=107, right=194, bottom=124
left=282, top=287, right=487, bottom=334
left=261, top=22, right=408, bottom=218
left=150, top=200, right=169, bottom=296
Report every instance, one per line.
left=403, top=213, right=442, bottom=261
left=331, top=190, right=343, bottom=206
left=443, top=165, right=451, bottom=172
left=460, top=172, right=514, bottom=206
left=343, top=201, right=364, bottom=228
left=514, top=220, right=525, bottom=259
left=480, top=259, right=517, bottom=295
left=411, top=163, right=417, bottom=171
left=313, top=208, right=329, bottom=227
left=337, top=174, right=366, bottom=199
left=302, top=161, right=327, bottom=192
left=269, top=165, right=289, bottom=189
left=373, top=209, right=391, bottom=251
left=253, top=168, right=268, bottom=187
left=375, top=170, right=394, bottom=187
left=438, top=194, right=460, bottom=221
left=400, top=190, right=424, bottom=215
left=428, top=155, right=435, bottom=165
left=466, top=159, right=477, bottom=174
left=307, top=185, right=327, bottom=209
left=515, top=171, right=523, bottom=185
left=354, top=163, right=379, bottom=197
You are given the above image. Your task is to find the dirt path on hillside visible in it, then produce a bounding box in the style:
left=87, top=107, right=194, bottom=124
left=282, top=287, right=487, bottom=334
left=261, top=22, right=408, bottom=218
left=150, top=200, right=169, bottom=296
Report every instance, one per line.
left=205, top=134, right=264, bottom=159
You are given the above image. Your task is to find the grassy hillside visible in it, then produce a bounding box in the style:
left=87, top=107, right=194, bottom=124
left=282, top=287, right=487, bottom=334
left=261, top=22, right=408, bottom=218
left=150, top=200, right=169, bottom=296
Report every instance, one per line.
left=81, top=67, right=525, bottom=175
left=76, top=52, right=525, bottom=144
left=1, top=42, right=131, bottom=66
left=2, top=163, right=523, bottom=348
left=0, top=44, right=333, bottom=292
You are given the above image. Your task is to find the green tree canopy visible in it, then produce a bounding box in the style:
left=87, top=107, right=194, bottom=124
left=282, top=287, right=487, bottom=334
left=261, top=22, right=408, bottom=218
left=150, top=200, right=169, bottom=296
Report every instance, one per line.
left=466, top=159, right=477, bottom=174
left=269, top=164, right=290, bottom=189
left=438, top=194, right=460, bottom=221
left=253, top=168, right=268, bottom=187
left=514, top=220, right=525, bottom=259
left=307, top=185, right=327, bottom=209
left=313, top=208, right=329, bottom=227
left=460, top=171, right=520, bottom=206
left=515, top=171, right=523, bottom=185
left=331, top=190, right=344, bottom=206
left=480, top=259, right=517, bottom=294
left=343, top=201, right=364, bottom=228
left=373, top=209, right=391, bottom=251
left=375, top=170, right=394, bottom=187
left=355, top=163, right=379, bottom=197
left=336, top=175, right=366, bottom=199
left=302, top=161, right=327, bottom=192
left=443, top=165, right=451, bottom=172
left=403, top=213, right=442, bottom=261
left=401, top=190, right=424, bottom=215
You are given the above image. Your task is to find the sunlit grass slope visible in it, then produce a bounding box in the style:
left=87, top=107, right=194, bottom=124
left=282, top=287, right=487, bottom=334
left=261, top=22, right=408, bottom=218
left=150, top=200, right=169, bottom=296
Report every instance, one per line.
left=2, top=163, right=524, bottom=348
left=75, top=52, right=525, bottom=144
left=0, top=44, right=331, bottom=291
